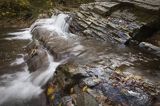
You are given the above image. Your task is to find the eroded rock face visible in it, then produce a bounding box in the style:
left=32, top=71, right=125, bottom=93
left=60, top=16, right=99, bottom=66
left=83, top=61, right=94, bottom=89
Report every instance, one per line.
left=70, top=1, right=139, bottom=43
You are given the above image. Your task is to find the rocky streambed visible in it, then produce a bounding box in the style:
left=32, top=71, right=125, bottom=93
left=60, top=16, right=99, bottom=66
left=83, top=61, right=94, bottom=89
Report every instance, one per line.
left=0, top=0, right=160, bottom=106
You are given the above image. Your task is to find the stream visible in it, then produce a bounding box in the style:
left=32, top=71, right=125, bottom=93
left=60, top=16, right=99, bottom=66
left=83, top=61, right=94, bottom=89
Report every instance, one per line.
left=0, top=14, right=160, bottom=106
left=0, top=29, right=38, bottom=106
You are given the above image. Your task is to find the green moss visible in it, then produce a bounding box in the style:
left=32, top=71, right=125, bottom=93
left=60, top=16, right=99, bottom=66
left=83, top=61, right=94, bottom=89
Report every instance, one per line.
left=0, top=0, right=30, bottom=18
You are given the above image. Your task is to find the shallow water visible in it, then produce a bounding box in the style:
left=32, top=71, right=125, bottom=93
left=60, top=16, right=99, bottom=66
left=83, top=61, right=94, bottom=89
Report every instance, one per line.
left=0, top=28, right=29, bottom=72
left=78, top=38, right=160, bottom=84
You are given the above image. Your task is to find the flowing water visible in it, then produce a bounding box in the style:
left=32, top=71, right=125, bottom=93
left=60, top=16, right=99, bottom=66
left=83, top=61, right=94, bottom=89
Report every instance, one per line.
left=0, top=14, right=160, bottom=106
left=0, top=14, right=71, bottom=106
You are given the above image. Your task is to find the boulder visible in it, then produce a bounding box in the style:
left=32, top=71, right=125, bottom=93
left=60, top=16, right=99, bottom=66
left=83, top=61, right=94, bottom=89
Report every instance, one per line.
left=26, top=47, right=49, bottom=72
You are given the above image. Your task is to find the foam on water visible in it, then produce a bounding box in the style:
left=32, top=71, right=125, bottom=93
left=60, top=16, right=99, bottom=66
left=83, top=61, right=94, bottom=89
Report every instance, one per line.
left=0, top=66, right=42, bottom=104
left=0, top=52, right=61, bottom=104
left=10, top=55, right=25, bottom=66
left=31, top=14, right=72, bottom=38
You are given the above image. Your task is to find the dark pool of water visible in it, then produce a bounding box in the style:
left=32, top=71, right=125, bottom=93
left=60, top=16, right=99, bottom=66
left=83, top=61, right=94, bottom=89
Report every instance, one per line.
left=0, top=28, right=29, bottom=68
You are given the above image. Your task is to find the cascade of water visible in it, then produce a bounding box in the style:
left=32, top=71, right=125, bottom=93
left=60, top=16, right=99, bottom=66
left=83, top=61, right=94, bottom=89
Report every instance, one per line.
left=0, top=52, right=61, bottom=104
left=30, top=52, right=61, bottom=86
left=0, top=64, right=42, bottom=104
left=30, top=14, right=71, bottom=37
left=6, top=14, right=71, bottom=40
left=0, top=13, right=71, bottom=104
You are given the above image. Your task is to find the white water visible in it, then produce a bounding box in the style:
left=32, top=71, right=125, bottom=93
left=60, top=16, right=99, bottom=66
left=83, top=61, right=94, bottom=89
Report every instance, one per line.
left=0, top=14, right=71, bottom=104
left=31, top=14, right=72, bottom=38
left=30, top=53, right=61, bottom=86
left=0, top=52, right=61, bottom=104
left=0, top=65, right=42, bottom=104
left=5, top=14, right=71, bottom=41
left=6, top=28, right=32, bottom=40
left=10, top=54, right=25, bottom=66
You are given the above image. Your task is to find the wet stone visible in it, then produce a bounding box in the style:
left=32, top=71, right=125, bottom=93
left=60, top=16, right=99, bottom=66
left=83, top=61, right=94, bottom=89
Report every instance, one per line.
left=27, top=47, right=49, bottom=72
left=93, top=5, right=109, bottom=15
left=82, top=77, right=101, bottom=87
left=139, top=42, right=160, bottom=56
left=94, top=82, right=152, bottom=106
left=61, top=96, right=74, bottom=106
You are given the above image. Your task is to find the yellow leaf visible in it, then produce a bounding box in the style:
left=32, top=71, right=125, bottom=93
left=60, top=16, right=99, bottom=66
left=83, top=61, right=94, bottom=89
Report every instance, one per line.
left=50, top=95, right=55, bottom=100
left=82, top=86, right=88, bottom=92
left=58, top=103, right=62, bottom=106
left=47, top=86, right=55, bottom=95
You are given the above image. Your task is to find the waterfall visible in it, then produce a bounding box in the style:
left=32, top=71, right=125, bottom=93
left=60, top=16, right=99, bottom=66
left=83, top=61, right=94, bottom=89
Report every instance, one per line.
left=0, top=13, right=71, bottom=105
left=30, top=14, right=71, bottom=37
left=0, top=65, right=42, bottom=104
left=30, top=52, right=61, bottom=87
left=0, top=52, right=61, bottom=104
left=6, top=14, right=71, bottom=40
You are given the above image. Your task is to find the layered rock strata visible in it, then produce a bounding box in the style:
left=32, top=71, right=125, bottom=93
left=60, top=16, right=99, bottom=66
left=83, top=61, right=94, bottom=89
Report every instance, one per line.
left=69, top=0, right=160, bottom=55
